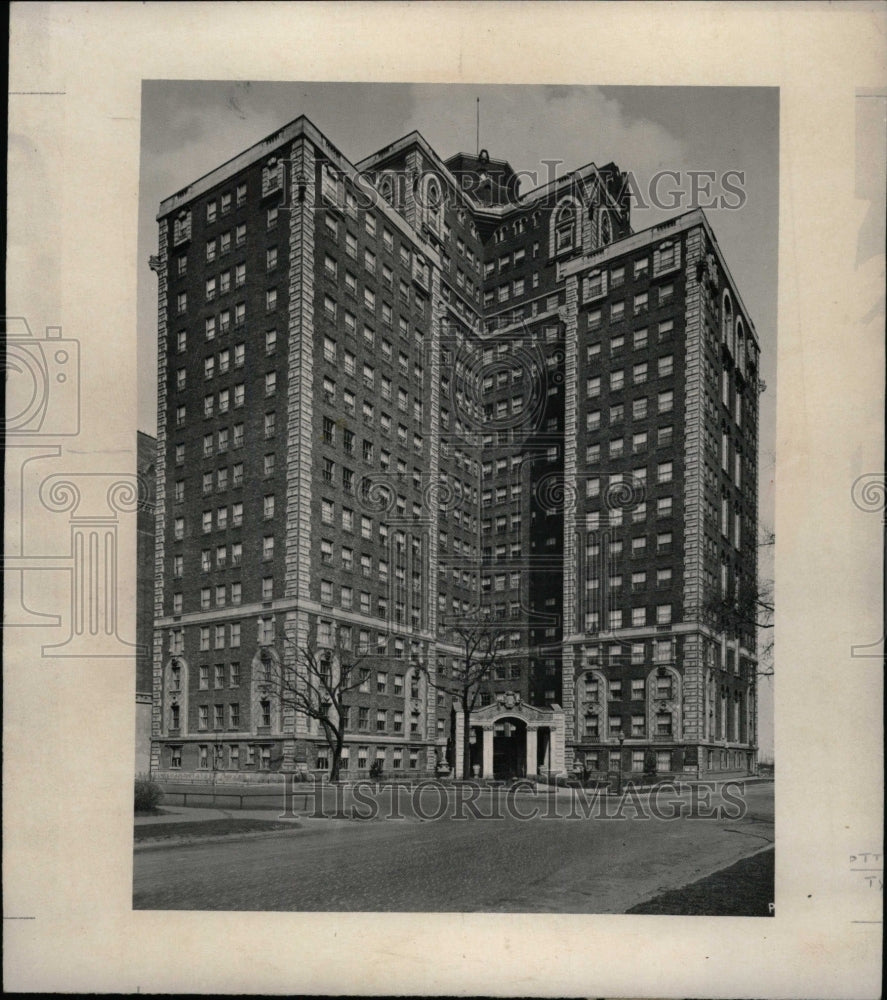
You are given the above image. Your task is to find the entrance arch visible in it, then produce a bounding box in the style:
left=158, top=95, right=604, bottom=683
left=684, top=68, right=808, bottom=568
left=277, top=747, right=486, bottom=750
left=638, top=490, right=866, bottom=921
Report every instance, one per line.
left=493, top=716, right=527, bottom=779
left=453, top=695, right=564, bottom=778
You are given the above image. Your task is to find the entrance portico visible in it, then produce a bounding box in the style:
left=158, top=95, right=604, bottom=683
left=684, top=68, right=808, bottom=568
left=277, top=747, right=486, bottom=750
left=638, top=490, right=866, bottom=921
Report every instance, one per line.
left=455, top=692, right=565, bottom=779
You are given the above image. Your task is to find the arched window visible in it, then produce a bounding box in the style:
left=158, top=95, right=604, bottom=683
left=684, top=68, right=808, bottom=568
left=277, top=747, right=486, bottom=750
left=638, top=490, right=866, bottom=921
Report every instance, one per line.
left=598, top=209, right=613, bottom=247
left=722, top=292, right=734, bottom=346
left=647, top=665, right=682, bottom=740
left=423, top=175, right=443, bottom=233
left=736, top=318, right=746, bottom=373
left=164, top=655, right=189, bottom=736
left=553, top=199, right=577, bottom=254
left=577, top=668, right=607, bottom=740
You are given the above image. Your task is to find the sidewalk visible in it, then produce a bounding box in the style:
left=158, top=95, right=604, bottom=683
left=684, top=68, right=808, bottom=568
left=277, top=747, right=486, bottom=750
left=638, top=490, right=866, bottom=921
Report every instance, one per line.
left=134, top=805, right=314, bottom=853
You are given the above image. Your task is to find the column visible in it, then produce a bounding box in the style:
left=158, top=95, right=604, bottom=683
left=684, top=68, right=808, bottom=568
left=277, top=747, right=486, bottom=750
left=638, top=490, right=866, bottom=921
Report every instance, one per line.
left=526, top=726, right=538, bottom=777
left=482, top=725, right=494, bottom=778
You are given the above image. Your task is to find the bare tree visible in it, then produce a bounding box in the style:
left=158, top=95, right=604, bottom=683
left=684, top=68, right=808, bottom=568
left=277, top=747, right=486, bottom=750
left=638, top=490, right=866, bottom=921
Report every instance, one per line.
left=705, top=527, right=774, bottom=676
left=420, top=620, right=508, bottom=779
left=258, top=624, right=374, bottom=781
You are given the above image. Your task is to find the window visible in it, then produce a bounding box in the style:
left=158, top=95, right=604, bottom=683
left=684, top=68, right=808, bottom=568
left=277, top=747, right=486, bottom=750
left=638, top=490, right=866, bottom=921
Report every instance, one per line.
left=608, top=680, right=622, bottom=701
left=658, top=390, right=674, bottom=413
left=658, top=355, right=674, bottom=377
left=610, top=369, right=624, bottom=391
left=173, top=211, right=191, bottom=244
left=657, top=461, right=673, bottom=484
left=634, top=291, right=649, bottom=315
left=656, top=604, right=672, bottom=625
left=654, top=241, right=680, bottom=275
left=584, top=269, right=606, bottom=299
left=262, top=535, right=274, bottom=561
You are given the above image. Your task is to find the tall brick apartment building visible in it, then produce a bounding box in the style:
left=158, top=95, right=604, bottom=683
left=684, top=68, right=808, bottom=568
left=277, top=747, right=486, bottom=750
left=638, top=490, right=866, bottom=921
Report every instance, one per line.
left=149, top=115, right=760, bottom=782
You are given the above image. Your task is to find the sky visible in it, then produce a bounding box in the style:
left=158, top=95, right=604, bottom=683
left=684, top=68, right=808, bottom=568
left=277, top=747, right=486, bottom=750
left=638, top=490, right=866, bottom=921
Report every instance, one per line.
left=137, top=83, right=778, bottom=755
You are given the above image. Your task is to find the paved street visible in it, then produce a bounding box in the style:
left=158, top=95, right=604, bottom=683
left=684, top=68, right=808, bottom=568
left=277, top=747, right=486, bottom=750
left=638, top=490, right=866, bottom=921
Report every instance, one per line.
left=133, top=782, right=773, bottom=913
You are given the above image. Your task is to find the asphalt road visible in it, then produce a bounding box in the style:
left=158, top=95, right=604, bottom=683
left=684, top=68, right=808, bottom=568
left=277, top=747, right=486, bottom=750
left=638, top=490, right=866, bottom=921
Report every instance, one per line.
left=133, top=782, right=773, bottom=913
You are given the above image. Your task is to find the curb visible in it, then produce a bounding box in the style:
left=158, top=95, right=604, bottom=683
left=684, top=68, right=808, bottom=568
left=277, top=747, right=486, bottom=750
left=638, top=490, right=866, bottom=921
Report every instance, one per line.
left=134, top=823, right=304, bottom=853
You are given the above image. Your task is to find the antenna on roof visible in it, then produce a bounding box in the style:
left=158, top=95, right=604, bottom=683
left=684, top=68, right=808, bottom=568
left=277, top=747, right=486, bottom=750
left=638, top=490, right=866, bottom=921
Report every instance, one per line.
left=476, top=96, right=480, bottom=156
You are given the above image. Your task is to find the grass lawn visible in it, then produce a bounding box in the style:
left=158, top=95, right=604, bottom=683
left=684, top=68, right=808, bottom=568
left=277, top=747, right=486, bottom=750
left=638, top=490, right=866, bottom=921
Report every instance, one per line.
left=627, top=848, right=774, bottom=916
left=134, top=818, right=298, bottom=842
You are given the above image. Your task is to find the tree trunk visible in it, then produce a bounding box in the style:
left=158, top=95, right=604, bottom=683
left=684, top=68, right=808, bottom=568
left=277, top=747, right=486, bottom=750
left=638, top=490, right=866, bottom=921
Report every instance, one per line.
left=462, top=700, right=473, bottom=779
left=329, top=725, right=344, bottom=782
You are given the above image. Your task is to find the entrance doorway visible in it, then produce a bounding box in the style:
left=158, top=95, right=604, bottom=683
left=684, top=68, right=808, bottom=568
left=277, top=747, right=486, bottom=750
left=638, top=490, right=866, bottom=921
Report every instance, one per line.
left=493, top=717, right=527, bottom=779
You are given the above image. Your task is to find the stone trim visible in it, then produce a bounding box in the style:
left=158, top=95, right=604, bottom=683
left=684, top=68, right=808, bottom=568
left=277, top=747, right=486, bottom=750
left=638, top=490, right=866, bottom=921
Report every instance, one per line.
left=561, top=275, right=580, bottom=755
left=150, top=219, right=168, bottom=774
left=285, top=137, right=316, bottom=607
left=680, top=226, right=706, bottom=743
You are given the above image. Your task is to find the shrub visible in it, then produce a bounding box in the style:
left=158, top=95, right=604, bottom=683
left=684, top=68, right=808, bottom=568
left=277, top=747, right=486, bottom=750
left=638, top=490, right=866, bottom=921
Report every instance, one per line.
left=134, top=776, right=163, bottom=813
left=369, top=760, right=384, bottom=779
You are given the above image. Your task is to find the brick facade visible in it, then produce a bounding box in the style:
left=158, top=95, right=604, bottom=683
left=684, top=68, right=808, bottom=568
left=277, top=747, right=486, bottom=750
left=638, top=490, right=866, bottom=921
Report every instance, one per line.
left=149, top=117, right=760, bottom=782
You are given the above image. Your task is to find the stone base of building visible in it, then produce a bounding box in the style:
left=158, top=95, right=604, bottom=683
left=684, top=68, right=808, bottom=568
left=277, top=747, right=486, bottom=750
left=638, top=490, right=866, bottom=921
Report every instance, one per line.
left=570, top=742, right=757, bottom=777
left=151, top=736, right=446, bottom=781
